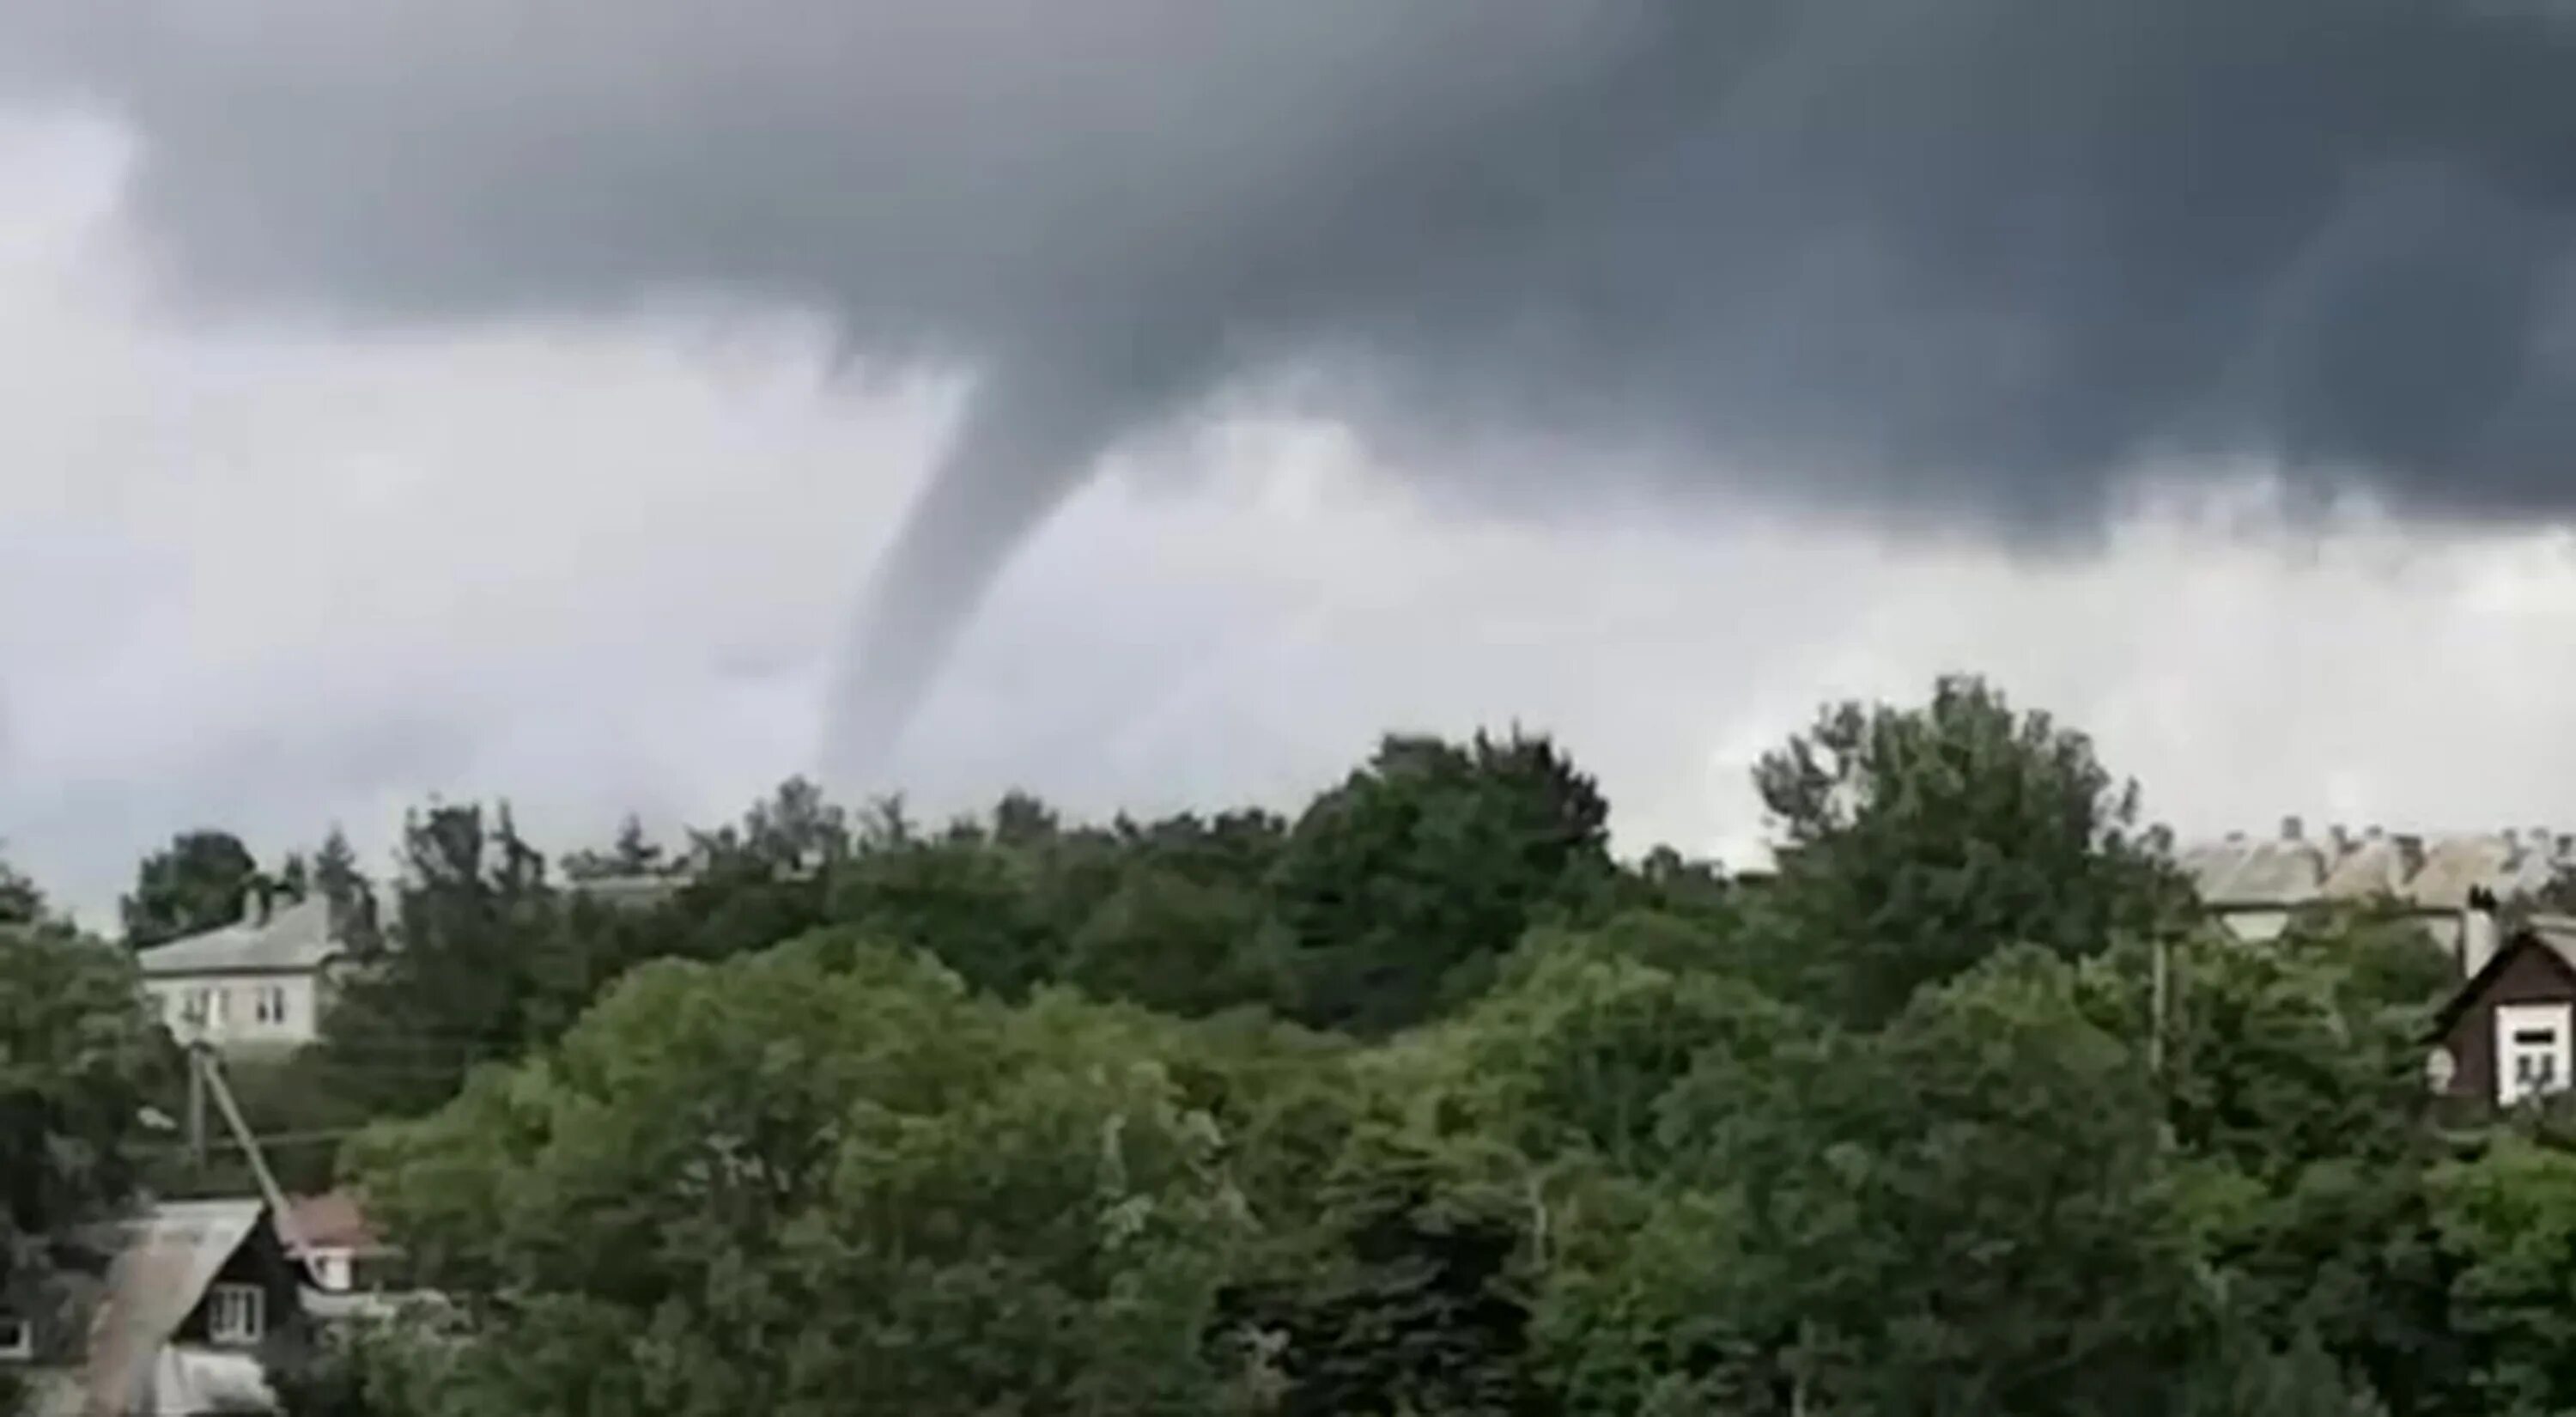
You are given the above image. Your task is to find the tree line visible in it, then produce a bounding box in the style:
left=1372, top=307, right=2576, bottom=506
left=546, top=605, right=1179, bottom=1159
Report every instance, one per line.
left=11, top=674, right=2576, bottom=1414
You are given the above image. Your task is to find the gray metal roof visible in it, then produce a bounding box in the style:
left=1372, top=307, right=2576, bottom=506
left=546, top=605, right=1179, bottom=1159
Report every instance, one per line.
left=2409, top=836, right=2518, bottom=910
left=132, top=897, right=342, bottom=977
left=2208, top=840, right=2328, bottom=906
left=2184, top=824, right=2571, bottom=910
left=2318, top=837, right=2412, bottom=901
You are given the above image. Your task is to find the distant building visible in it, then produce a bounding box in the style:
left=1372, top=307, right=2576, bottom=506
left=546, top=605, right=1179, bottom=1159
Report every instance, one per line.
left=562, top=872, right=690, bottom=911
left=2176, top=817, right=2569, bottom=968
left=133, top=896, right=354, bottom=1051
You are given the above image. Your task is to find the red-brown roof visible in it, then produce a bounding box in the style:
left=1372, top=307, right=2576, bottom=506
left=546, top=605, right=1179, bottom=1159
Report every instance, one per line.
left=286, top=1191, right=381, bottom=1252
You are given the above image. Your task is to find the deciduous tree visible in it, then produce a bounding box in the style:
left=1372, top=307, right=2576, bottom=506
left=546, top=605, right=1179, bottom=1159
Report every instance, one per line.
left=0, top=913, right=168, bottom=1303
left=1271, top=731, right=1613, bottom=1035
left=349, top=938, right=1265, bottom=1416
left=1752, top=674, right=2191, bottom=1025
left=120, top=829, right=260, bottom=948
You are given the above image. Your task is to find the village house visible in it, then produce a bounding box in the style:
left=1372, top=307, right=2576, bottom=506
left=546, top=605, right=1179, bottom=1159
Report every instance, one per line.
left=2173, top=819, right=2576, bottom=1116
left=132, top=896, right=355, bottom=1051
left=2427, top=911, right=2576, bottom=1113
left=5, top=1199, right=315, bottom=1417
left=128, top=870, right=691, bottom=1054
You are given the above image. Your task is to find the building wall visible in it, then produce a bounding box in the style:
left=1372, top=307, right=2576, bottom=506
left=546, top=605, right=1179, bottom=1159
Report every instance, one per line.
left=2212, top=910, right=2291, bottom=943
left=145, top=972, right=323, bottom=1048
left=2442, top=945, right=2576, bottom=1108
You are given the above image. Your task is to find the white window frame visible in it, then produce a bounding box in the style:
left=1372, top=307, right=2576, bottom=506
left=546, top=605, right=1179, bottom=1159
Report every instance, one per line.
left=206, top=1283, right=264, bottom=1346
left=2497, top=1002, right=2573, bottom=1107
left=0, top=1313, right=31, bottom=1360
left=252, top=985, right=289, bottom=1025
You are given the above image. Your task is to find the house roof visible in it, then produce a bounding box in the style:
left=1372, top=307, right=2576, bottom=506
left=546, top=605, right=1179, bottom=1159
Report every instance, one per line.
left=81, top=1200, right=267, bottom=1416
left=133, top=897, right=342, bottom=977
left=2319, top=836, right=2413, bottom=901
left=2183, top=824, right=2571, bottom=911
left=2410, top=836, right=2520, bottom=910
left=2430, top=919, right=2576, bottom=1038
left=2202, top=839, right=2328, bottom=906
left=285, top=1191, right=381, bottom=1254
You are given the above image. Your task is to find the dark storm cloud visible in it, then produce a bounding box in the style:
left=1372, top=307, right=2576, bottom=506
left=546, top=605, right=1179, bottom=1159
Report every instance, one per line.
left=13, top=0, right=2576, bottom=770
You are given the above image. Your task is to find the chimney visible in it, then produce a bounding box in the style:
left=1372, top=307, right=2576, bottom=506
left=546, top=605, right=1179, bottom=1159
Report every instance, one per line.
left=2329, top=823, right=2351, bottom=855
left=2281, top=815, right=2304, bottom=842
left=240, top=882, right=271, bottom=927
left=2396, top=833, right=2427, bottom=879
left=2463, top=888, right=2503, bottom=977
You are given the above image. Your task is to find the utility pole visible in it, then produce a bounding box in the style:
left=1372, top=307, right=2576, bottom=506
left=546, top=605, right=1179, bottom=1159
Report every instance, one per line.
left=2148, top=934, right=2170, bottom=1078
left=193, top=1043, right=319, bottom=1284
left=185, top=1042, right=210, bottom=1175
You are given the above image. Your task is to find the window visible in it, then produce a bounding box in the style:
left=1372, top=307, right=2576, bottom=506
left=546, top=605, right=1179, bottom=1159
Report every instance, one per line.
left=181, top=988, right=210, bottom=1025
left=206, top=1283, right=264, bottom=1346
left=2497, top=1003, right=2573, bottom=1107
left=2515, top=1031, right=2557, bottom=1088
left=252, top=986, right=289, bottom=1025
left=0, top=1314, right=30, bottom=1360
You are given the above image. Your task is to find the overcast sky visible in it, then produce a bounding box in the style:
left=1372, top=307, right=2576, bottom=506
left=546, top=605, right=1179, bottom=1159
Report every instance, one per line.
left=7, top=68, right=2576, bottom=923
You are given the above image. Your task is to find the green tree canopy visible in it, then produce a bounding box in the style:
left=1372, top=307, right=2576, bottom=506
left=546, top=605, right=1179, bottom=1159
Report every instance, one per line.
left=348, top=936, right=1267, bottom=1416
left=119, top=829, right=261, bottom=949
left=561, top=814, right=671, bottom=882
left=1539, top=947, right=2214, bottom=1416
left=74, top=675, right=2575, bottom=1417
left=1271, top=730, right=1614, bottom=1036
left=1751, top=673, right=2193, bottom=1025
left=0, top=853, right=44, bottom=930
left=313, top=804, right=559, bottom=1116
left=0, top=921, right=169, bottom=1294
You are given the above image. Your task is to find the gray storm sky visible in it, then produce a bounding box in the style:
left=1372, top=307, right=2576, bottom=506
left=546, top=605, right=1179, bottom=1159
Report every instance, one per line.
left=5, top=1, right=2576, bottom=920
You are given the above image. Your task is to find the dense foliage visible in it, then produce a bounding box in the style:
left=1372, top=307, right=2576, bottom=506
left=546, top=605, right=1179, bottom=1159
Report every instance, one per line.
left=0, top=863, right=170, bottom=1414
left=119, top=829, right=264, bottom=949
left=0, top=872, right=167, bottom=1264
left=27, top=675, right=2576, bottom=1414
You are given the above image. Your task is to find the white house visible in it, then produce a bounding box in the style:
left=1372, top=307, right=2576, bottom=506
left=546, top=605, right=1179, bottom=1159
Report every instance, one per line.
left=134, top=896, right=350, bottom=1050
